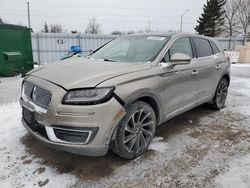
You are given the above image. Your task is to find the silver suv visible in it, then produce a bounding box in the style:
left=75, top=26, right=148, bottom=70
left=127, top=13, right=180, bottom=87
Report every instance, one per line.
left=20, top=33, right=230, bottom=159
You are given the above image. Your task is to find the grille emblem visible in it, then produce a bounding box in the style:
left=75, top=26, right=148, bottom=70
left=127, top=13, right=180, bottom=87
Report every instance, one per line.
left=32, top=86, right=37, bottom=101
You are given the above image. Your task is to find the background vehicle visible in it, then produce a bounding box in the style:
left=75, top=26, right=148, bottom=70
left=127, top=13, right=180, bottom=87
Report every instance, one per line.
left=20, top=33, right=230, bottom=159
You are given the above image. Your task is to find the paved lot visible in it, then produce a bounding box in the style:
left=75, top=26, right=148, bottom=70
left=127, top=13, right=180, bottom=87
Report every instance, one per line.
left=0, top=64, right=250, bottom=188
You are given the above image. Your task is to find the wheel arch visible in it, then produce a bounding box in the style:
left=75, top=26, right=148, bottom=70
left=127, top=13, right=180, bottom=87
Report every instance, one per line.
left=222, top=73, right=230, bottom=85
left=123, top=90, right=163, bottom=125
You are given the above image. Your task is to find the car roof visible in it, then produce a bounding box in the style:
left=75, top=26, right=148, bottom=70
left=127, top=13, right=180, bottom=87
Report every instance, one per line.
left=123, top=32, right=174, bottom=38
left=123, top=32, right=213, bottom=40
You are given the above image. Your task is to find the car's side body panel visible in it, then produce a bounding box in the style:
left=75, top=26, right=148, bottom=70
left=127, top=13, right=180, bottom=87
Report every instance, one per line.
left=100, top=33, right=231, bottom=125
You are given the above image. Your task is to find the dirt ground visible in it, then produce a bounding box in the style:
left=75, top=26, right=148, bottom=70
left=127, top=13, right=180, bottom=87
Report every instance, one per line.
left=0, top=64, right=250, bottom=188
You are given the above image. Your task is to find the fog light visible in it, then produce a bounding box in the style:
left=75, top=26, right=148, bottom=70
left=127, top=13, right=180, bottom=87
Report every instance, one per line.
left=46, top=126, right=99, bottom=145
left=54, top=129, right=90, bottom=143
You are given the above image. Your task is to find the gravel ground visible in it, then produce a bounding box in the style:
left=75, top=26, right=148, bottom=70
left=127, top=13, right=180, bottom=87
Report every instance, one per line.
left=0, top=64, right=250, bottom=188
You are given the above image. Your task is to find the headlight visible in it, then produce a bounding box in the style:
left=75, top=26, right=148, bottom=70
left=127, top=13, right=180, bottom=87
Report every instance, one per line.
left=62, top=87, right=115, bottom=105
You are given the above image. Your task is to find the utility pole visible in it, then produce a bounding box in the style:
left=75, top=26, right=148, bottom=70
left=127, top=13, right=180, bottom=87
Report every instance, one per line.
left=180, top=9, right=189, bottom=32
left=27, top=2, right=30, bottom=28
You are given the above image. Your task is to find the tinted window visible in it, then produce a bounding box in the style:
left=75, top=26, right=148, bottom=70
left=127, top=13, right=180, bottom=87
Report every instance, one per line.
left=193, top=38, right=213, bottom=58
left=210, top=41, right=220, bottom=54
left=169, top=37, right=193, bottom=58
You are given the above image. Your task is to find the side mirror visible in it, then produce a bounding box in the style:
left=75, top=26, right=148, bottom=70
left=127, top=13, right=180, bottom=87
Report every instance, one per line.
left=170, top=53, right=191, bottom=65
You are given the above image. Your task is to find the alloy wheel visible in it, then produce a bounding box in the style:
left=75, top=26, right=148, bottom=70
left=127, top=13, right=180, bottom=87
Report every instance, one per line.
left=216, top=79, right=228, bottom=108
left=123, top=107, right=155, bottom=154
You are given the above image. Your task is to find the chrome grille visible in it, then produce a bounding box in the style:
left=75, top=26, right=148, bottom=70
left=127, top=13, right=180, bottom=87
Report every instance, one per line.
left=22, top=81, right=52, bottom=109
left=23, top=81, right=33, bottom=100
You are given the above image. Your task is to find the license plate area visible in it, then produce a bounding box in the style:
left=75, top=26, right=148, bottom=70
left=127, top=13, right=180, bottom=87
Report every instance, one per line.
left=22, top=107, right=34, bottom=124
left=22, top=107, right=48, bottom=138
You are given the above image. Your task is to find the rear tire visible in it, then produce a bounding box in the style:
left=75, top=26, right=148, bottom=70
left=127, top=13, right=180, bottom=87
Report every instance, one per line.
left=111, top=101, right=156, bottom=159
left=210, top=78, right=229, bottom=110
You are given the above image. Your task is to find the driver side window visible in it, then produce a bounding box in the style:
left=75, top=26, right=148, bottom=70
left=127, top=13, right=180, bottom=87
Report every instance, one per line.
left=162, top=37, right=193, bottom=63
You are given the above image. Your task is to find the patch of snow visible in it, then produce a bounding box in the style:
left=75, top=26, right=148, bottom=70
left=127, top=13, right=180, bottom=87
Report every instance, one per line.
left=232, top=63, right=250, bottom=68
left=149, top=142, right=168, bottom=153
left=34, top=64, right=40, bottom=69
left=215, top=154, right=250, bottom=188
left=228, top=105, right=250, bottom=117
left=0, top=102, right=77, bottom=188
left=152, top=136, right=164, bottom=142
left=0, top=76, right=22, bottom=104
left=149, top=137, right=168, bottom=153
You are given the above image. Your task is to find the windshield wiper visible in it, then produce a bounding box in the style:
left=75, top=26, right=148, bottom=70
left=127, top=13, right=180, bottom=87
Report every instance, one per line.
left=103, top=58, right=117, bottom=62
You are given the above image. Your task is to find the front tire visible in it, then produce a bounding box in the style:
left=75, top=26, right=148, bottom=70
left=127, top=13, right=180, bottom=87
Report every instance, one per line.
left=111, top=101, right=156, bottom=159
left=211, top=78, right=229, bottom=110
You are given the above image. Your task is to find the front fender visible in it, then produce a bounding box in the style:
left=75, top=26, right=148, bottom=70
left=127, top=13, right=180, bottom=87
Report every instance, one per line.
left=117, top=88, right=164, bottom=125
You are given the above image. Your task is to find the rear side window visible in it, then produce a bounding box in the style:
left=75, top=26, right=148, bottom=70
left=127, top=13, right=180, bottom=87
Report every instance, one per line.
left=193, top=38, right=213, bottom=58
left=210, top=41, right=220, bottom=54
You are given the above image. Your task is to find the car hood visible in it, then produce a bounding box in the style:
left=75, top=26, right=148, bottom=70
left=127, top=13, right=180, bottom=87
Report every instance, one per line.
left=28, top=58, right=151, bottom=89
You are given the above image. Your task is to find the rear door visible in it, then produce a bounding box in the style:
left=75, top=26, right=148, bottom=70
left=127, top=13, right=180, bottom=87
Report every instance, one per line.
left=191, top=37, right=223, bottom=101
left=209, top=40, right=228, bottom=91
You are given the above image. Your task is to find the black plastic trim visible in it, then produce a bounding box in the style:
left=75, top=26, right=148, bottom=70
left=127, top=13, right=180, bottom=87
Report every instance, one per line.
left=113, top=93, right=126, bottom=106
left=189, top=37, right=197, bottom=58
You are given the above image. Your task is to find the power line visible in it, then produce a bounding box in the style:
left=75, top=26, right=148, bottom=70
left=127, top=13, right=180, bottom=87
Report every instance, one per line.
left=0, top=9, right=197, bottom=20
left=0, top=0, right=200, bottom=31
left=0, top=0, right=202, bottom=11
left=0, top=13, right=196, bottom=25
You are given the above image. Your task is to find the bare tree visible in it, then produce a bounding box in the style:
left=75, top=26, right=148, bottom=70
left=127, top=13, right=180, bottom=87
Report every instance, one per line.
left=50, top=24, right=63, bottom=33
left=237, top=0, right=249, bottom=44
left=223, top=0, right=241, bottom=49
left=0, top=18, right=4, bottom=24
left=43, top=22, right=49, bottom=33
left=85, top=16, right=100, bottom=34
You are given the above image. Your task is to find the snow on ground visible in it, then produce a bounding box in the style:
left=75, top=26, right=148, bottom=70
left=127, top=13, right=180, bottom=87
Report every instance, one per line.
left=212, top=64, right=250, bottom=188
left=215, top=154, right=250, bottom=188
left=0, top=64, right=250, bottom=188
left=149, top=137, right=168, bottom=153
left=0, top=103, right=76, bottom=188
left=0, top=76, right=22, bottom=104
left=231, top=63, right=250, bottom=68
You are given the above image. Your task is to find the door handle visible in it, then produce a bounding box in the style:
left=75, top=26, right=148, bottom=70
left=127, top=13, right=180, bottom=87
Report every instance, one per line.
left=192, top=69, right=199, bottom=75
left=215, top=64, right=221, bottom=70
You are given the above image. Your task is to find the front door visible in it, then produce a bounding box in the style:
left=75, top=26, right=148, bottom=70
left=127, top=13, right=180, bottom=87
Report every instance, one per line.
left=159, top=37, right=201, bottom=119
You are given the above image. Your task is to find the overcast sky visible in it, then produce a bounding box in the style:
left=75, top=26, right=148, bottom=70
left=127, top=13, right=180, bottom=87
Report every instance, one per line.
left=0, top=0, right=206, bottom=34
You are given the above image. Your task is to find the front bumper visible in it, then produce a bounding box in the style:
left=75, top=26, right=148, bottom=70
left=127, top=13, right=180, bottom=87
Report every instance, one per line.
left=21, top=118, right=108, bottom=156
left=20, top=76, right=125, bottom=156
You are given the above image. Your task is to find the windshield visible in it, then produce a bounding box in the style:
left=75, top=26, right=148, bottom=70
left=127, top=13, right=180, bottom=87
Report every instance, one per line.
left=90, top=36, right=170, bottom=63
